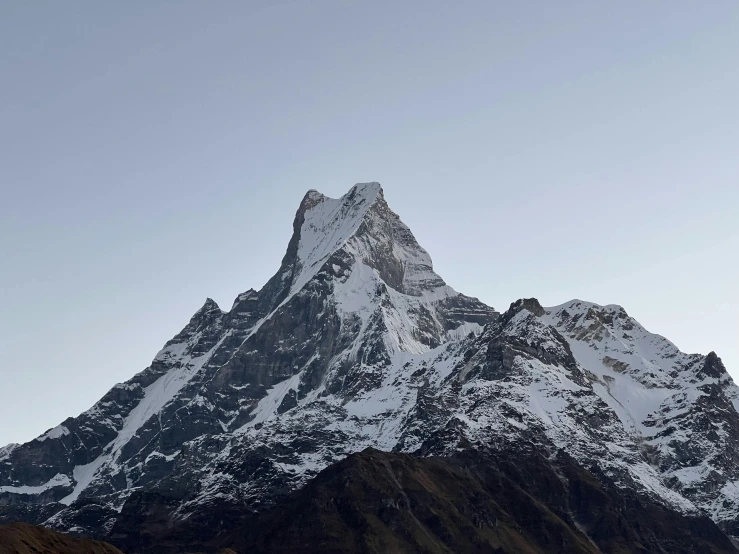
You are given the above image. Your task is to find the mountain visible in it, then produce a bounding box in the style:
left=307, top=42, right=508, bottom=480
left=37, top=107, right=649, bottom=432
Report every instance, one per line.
left=1, top=183, right=738, bottom=551
left=0, top=522, right=122, bottom=554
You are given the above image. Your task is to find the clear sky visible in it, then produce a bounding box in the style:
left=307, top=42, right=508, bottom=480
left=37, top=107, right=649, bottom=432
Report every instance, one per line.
left=1, top=1, right=737, bottom=446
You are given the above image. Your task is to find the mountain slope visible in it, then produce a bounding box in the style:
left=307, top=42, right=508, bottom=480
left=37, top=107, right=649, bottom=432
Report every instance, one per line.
left=0, top=522, right=122, bottom=554
left=223, top=448, right=735, bottom=554
left=1, top=182, right=738, bottom=548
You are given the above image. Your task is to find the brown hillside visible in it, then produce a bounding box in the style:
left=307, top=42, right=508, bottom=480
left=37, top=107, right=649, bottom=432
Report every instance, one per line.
left=214, top=448, right=736, bottom=554
left=0, top=522, right=123, bottom=554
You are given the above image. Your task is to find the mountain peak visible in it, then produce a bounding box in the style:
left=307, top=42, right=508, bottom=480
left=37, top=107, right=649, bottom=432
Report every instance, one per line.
left=299, top=189, right=327, bottom=210
left=504, top=298, right=545, bottom=321
left=257, top=181, right=454, bottom=315
left=700, top=351, right=728, bottom=378
left=346, top=181, right=383, bottom=200
left=288, top=183, right=384, bottom=295
left=299, top=182, right=382, bottom=213
left=201, top=297, right=220, bottom=311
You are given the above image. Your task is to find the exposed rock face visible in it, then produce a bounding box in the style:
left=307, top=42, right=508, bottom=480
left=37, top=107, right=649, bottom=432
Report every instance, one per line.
left=0, top=522, right=122, bottom=554
left=1, top=183, right=738, bottom=550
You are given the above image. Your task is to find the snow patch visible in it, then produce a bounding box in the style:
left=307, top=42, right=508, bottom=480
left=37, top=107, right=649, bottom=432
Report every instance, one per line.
left=1, top=473, right=71, bottom=495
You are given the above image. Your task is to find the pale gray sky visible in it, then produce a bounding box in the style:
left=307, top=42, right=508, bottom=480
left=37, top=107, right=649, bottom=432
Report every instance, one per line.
left=1, top=1, right=737, bottom=446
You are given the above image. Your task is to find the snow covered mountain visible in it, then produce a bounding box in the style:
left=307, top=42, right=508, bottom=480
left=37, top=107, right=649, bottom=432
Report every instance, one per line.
left=1, top=183, right=738, bottom=549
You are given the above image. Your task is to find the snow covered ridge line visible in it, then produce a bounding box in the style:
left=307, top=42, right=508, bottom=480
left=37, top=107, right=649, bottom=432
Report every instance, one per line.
left=0, top=182, right=737, bottom=543
left=36, top=425, right=70, bottom=442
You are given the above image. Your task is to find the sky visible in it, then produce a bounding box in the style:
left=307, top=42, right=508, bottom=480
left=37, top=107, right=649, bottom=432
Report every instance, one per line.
left=0, top=1, right=737, bottom=446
